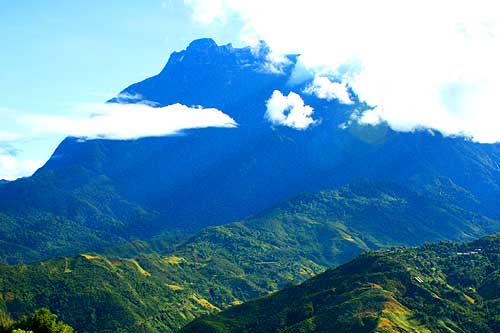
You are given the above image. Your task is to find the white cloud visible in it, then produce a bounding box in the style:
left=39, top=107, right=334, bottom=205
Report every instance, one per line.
left=265, top=90, right=315, bottom=129
left=186, top=0, right=500, bottom=143
left=111, top=92, right=160, bottom=107
left=0, top=148, right=44, bottom=181
left=0, top=102, right=237, bottom=179
left=113, top=92, right=144, bottom=102
left=304, top=76, right=353, bottom=104
left=24, top=102, right=237, bottom=140
left=260, top=51, right=293, bottom=75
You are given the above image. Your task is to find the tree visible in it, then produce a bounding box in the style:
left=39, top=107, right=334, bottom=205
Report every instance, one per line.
left=5, top=309, right=74, bottom=333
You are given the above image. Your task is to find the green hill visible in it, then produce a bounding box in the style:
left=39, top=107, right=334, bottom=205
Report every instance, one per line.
left=0, top=182, right=498, bottom=332
left=182, top=235, right=500, bottom=333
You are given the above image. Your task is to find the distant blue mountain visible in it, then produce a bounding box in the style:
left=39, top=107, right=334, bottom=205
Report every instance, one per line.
left=109, top=38, right=300, bottom=126
left=0, top=38, right=499, bottom=263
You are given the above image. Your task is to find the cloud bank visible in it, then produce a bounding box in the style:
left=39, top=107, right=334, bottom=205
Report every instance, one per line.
left=0, top=102, right=236, bottom=180
left=304, top=76, right=353, bottom=105
left=186, top=0, right=500, bottom=143
left=0, top=147, right=44, bottom=181
left=266, top=90, right=315, bottom=129
left=26, top=102, right=237, bottom=140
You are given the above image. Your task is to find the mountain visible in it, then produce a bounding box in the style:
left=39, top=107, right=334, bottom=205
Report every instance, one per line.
left=0, top=38, right=500, bottom=263
left=182, top=234, right=500, bottom=333
left=0, top=180, right=8, bottom=184
left=0, top=182, right=498, bottom=333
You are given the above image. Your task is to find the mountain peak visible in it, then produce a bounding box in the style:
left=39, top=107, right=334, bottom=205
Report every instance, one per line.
left=159, top=38, right=287, bottom=74
left=186, top=38, right=219, bottom=51
left=110, top=38, right=298, bottom=117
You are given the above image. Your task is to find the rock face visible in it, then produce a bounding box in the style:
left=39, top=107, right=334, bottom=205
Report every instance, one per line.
left=0, top=38, right=499, bottom=263
left=109, top=38, right=297, bottom=124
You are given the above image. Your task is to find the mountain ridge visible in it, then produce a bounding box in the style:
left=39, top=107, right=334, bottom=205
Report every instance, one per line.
left=0, top=39, right=499, bottom=264
left=109, top=38, right=298, bottom=124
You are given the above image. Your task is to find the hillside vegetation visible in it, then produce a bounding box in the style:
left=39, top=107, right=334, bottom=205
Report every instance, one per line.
left=0, top=308, right=74, bottom=333
left=0, top=182, right=498, bottom=332
left=183, top=234, right=500, bottom=333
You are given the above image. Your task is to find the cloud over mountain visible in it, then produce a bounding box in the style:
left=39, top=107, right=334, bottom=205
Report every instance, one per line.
left=0, top=102, right=236, bottom=179
left=303, top=76, right=352, bottom=105
left=186, top=0, right=500, bottom=143
left=265, top=90, right=315, bottom=129
left=26, top=102, right=237, bottom=140
left=0, top=146, right=44, bottom=181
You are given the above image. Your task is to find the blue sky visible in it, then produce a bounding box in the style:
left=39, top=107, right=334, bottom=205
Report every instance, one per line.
left=0, top=0, right=242, bottom=179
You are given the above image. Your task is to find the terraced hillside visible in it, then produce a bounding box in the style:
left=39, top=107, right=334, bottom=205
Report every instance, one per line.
left=183, top=235, right=500, bottom=332
left=1, top=182, right=498, bottom=332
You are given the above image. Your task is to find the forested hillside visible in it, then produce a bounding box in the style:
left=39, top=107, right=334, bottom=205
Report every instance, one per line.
left=0, top=182, right=498, bottom=332
left=183, top=234, right=500, bottom=333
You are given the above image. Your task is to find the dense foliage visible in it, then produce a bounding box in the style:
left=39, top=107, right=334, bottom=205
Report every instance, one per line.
left=183, top=235, right=500, bottom=333
left=0, top=182, right=498, bottom=332
left=0, top=308, right=74, bottom=333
